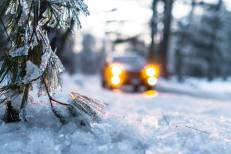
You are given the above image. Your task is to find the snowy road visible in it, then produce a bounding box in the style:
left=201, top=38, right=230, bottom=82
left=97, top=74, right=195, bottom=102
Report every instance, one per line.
left=0, top=75, right=231, bottom=154
left=75, top=75, right=231, bottom=118
left=72, top=75, right=231, bottom=154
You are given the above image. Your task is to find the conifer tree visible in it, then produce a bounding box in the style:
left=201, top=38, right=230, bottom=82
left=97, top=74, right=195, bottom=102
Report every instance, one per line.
left=0, top=0, right=103, bottom=124
left=175, top=0, right=224, bottom=80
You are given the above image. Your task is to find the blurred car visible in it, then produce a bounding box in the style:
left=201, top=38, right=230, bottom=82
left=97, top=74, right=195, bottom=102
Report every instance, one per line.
left=101, top=53, right=160, bottom=91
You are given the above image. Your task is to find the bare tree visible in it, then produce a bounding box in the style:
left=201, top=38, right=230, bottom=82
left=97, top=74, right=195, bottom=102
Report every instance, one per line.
left=149, top=0, right=174, bottom=77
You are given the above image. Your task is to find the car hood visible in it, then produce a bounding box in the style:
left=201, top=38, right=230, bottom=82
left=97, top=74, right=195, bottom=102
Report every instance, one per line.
left=120, top=63, right=145, bottom=72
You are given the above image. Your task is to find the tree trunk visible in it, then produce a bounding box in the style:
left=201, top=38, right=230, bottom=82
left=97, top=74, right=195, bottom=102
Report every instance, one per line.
left=149, top=0, right=158, bottom=62
left=207, top=0, right=222, bottom=81
left=159, top=0, right=173, bottom=77
left=3, top=101, right=20, bottom=123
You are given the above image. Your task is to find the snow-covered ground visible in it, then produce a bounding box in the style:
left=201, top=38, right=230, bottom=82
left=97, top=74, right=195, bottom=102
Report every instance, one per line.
left=156, top=77, right=231, bottom=100
left=1, top=74, right=231, bottom=154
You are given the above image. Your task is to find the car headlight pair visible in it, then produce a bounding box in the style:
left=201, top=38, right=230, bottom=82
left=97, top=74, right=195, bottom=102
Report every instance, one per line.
left=105, top=64, right=124, bottom=87
left=105, top=63, right=160, bottom=87
left=142, top=64, right=159, bottom=86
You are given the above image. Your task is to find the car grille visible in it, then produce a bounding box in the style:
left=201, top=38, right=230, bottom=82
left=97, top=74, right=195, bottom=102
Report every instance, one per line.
left=125, top=71, right=142, bottom=85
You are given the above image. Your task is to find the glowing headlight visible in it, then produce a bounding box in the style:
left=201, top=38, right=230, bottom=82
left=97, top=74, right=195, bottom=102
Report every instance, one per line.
left=142, top=64, right=160, bottom=78
left=111, top=76, right=121, bottom=85
left=112, top=65, right=122, bottom=75
left=147, top=77, right=158, bottom=86
left=146, top=67, right=156, bottom=77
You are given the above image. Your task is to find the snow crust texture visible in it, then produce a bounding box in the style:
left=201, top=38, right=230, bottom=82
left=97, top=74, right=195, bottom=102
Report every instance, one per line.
left=0, top=75, right=231, bottom=154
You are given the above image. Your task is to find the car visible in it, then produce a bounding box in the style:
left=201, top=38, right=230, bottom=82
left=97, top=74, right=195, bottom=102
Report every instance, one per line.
left=101, top=53, right=160, bottom=91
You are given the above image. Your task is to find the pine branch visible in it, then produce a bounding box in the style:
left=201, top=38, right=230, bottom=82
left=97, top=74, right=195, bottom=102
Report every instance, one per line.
left=0, top=0, right=91, bottom=124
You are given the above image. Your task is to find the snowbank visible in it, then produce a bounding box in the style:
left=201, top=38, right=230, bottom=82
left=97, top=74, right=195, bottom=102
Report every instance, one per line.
left=156, top=77, right=231, bottom=100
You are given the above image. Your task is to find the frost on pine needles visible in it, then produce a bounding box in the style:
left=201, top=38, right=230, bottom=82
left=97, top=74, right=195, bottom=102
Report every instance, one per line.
left=0, top=0, right=104, bottom=125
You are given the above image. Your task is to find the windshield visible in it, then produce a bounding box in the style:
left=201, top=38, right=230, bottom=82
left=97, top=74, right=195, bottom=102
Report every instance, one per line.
left=113, top=56, right=146, bottom=67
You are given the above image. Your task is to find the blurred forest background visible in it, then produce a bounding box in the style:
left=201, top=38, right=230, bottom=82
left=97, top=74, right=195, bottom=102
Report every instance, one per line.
left=1, top=0, right=231, bottom=81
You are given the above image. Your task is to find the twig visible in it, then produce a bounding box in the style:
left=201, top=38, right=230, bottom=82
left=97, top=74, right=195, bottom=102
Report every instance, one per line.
left=175, top=124, right=210, bottom=135
left=42, top=77, right=68, bottom=123
left=43, top=77, right=69, bottom=106
left=184, top=125, right=210, bottom=135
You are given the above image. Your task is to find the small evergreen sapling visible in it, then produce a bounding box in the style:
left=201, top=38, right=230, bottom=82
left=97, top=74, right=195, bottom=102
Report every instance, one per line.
left=0, top=0, right=104, bottom=124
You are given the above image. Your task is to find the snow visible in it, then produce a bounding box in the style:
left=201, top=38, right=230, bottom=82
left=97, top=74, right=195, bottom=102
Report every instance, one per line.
left=9, top=46, right=29, bottom=57
left=0, top=74, right=231, bottom=154
left=23, top=61, right=40, bottom=83
left=157, top=77, right=231, bottom=100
